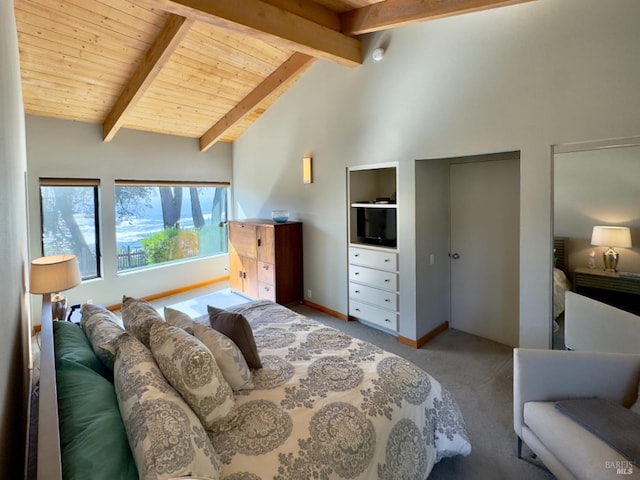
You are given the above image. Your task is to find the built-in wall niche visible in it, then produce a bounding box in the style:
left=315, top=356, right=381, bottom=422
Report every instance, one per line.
left=554, top=140, right=640, bottom=276
left=348, top=164, right=398, bottom=248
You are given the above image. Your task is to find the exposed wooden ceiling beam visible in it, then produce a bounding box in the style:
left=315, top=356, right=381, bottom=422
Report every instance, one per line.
left=102, top=14, right=194, bottom=142
left=143, top=0, right=361, bottom=67
left=341, top=0, right=536, bottom=35
left=199, top=52, right=315, bottom=152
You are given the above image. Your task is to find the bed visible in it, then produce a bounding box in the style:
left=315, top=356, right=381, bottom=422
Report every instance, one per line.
left=553, top=237, right=572, bottom=325
left=37, top=297, right=471, bottom=480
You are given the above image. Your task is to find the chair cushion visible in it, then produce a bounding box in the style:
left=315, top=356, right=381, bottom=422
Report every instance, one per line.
left=524, top=401, right=634, bottom=479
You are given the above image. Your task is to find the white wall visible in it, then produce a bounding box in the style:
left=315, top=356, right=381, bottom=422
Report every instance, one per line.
left=1, top=0, right=30, bottom=475
left=555, top=144, right=640, bottom=273
left=26, top=116, right=233, bottom=320
left=233, top=0, right=640, bottom=348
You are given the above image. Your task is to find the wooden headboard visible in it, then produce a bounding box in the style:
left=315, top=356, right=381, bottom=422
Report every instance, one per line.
left=554, top=236, right=569, bottom=273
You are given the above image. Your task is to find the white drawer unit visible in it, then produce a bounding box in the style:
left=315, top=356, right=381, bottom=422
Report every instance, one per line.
left=349, top=247, right=397, bottom=271
left=349, top=282, right=398, bottom=311
left=349, top=300, right=398, bottom=331
left=348, top=245, right=399, bottom=334
left=349, top=265, right=397, bottom=291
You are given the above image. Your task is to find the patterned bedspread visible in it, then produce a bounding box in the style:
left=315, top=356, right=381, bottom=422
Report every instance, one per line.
left=209, top=300, right=471, bottom=480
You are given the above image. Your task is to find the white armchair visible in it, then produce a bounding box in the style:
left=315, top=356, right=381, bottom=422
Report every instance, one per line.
left=513, top=348, right=640, bottom=480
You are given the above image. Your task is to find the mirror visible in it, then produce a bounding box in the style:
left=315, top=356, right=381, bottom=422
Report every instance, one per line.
left=552, top=138, right=640, bottom=348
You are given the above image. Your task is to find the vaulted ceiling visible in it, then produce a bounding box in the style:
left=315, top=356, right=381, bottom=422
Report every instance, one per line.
left=14, top=0, right=532, bottom=151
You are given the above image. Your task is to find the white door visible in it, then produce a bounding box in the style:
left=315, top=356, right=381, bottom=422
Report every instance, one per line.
left=449, top=158, right=520, bottom=346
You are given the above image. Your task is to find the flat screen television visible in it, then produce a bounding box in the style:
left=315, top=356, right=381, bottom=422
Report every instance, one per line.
left=356, top=207, right=397, bottom=247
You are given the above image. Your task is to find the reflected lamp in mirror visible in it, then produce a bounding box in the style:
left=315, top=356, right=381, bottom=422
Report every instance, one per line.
left=30, top=254, right=82, bottom=320
left=590, top=226, right=632, bottom=272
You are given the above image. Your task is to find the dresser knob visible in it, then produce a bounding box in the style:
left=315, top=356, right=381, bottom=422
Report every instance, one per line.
left=384, top=318, right=391, bottom=323
left=385, top=299, right=390, bottom=302
left=384, top=258, right=390, bottom=262
left=384, top=279, right=390, bottom=282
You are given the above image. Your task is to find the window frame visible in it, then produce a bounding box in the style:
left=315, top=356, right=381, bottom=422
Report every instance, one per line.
left=39, top=178, right=102, bottom=281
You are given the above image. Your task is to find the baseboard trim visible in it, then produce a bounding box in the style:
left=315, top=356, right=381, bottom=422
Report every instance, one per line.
left=302, top=299, right=349, bottom=321
left=106, top=276, right=230, bottom=311
left=398, top=321, right=449, bottom=349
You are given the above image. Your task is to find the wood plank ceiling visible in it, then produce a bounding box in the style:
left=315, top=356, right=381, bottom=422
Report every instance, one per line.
left=14, top=0, right=533, bottom=151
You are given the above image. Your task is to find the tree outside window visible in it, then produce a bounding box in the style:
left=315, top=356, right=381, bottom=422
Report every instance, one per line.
left=40, top=181, right=100, bottom=280
left=115, top=182, right=228, bottom=272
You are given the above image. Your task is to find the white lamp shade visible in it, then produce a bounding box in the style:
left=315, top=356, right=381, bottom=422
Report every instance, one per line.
left=590, top=226, right=632, bottom=248
left=30, top=254, right=82, bottom=294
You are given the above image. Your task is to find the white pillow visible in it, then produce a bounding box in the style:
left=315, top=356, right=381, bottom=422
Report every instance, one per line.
left=121, top=295, right=164, bottom=348
left=149, top=321, right=235, bottom=431
left=113, top=333, right=220, bottom=479
left=80, top=303, right=125, bottom=371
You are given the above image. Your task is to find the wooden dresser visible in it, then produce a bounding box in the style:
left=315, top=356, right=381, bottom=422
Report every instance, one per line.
left=228, top=219, right=303, bottom=305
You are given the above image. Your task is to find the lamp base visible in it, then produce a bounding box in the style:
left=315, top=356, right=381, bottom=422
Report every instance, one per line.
left=51, top=293, right=67, bottom=321
left=602, top=247, right=619, bottom=272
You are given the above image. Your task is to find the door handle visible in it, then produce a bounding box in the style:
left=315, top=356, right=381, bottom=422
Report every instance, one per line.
left=451, top=253, right=460, bottom=260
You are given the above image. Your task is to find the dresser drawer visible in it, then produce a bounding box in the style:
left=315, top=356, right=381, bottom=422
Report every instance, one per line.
left=257, top=261, right=274, bottom=285
left=349, top=247, right=397, bottom=271
left=349, top=265, right=397, bottom=291
left=349, top=282, right=398, bottom=311
left=349, top=300, right=398, bottom=331
left=258, top=282, right=275, bottom=302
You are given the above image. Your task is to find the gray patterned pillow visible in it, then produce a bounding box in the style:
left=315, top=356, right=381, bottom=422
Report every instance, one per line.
left=80, top=303, right=125, bottom=371
left=164, top=306, right=195, bottom=335
left=149, top=322, right=235, bottom=431
left=113, top=333, right=220, bottom=480
left=192, top=323, right=254, bottom=392
left=164, top=307, right=254, bottom=392
left=121, top=296, right=164, bottom=348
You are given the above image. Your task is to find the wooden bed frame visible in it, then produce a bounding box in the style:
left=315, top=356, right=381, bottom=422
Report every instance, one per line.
left=37, top=295, right=63, bottom=480
left=554, top=236, right=569, bottom=274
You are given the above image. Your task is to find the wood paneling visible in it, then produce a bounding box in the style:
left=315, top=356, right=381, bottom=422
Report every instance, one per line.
left=14, top=0, right=531, bottom=147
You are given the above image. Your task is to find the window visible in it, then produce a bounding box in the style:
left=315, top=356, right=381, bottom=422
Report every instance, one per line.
left=115, top=182, right=229, bottom=272
left=39, top=179, right=101, bottom=280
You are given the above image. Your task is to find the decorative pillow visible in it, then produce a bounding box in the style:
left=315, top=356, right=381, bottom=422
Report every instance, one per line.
left=80, top=303, right=126, bottom=372
left=165, top=307, right=254, bottom=391
left=164, top=306, right=195, bottom=334
left=207, top=305, right=262, bottom=369
left=53, top=320, right=110, bottom=378
left=149, top=321, right=235, bottom=431
left=121, top=295, right=164, bottom=348
left=192, top=323, right=254, bottom=392
left=113, top=333, right=221, bottom=480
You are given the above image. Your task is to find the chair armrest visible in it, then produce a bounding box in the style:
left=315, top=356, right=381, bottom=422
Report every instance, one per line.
left=513, top=348, right=640, bottom=437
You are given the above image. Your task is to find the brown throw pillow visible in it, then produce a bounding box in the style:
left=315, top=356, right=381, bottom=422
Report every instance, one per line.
left=207, top=305, right=262, bottom=368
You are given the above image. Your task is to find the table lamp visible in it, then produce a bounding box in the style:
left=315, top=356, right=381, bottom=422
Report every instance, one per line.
left=590, top=226, right=632, bottom=272
left=30, top=254, right=82, bottom=320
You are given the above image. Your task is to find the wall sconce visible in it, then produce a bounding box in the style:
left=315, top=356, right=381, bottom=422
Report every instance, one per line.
left=30, top=254, right=82, bottom=320
left=303, top=155, right=313, bottom=184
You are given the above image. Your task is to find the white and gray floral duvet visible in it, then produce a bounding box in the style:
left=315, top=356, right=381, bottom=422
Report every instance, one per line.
left=210, top=300, right=471, bottom=480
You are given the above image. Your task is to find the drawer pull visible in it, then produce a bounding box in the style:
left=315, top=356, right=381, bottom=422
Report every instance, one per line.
left=354, top=272, right=360, bottom=275
left=355, top=290, right=360, bottom=294
left=384, top=279, right=390, bottom=282
left=262, top=265, right=269, bottom=271
left=354, top=253, right=360, bottom=257
left=384, top=258, right=390, bottom=262
left=263, top=287, right=270, bottom=292
left=384, top=318, right=391, bottom=323
left=355, top=308, right=361, bottom=312
left=384, top=299, right=390, bottom=302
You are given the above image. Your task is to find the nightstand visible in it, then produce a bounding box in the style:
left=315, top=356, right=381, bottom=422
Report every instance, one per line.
left=574, top=267, right=640, bottom=316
